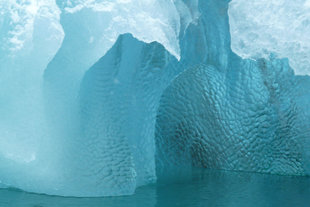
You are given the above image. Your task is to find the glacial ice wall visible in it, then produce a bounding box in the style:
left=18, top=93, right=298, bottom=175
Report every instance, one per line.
left=0, top=0, right=310, bottom=198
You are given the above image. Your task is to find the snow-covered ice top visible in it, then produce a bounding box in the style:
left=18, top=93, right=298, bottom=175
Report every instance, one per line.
left=0, top=0, right=199, bottom=60
left=229, top=0, right=310, bottom=75
left=2, top=0, right=310, bottom=75
left=0, top=0, right=63, bottom=55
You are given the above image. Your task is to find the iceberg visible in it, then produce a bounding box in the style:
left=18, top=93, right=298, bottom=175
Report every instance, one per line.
left=0, top=0, right=309, bottom=197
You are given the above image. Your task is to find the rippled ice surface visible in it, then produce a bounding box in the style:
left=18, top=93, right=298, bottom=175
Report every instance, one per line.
left=1, top=169, right=309, bottom=207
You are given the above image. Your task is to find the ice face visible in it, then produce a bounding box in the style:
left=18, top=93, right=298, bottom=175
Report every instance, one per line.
left=156, top=58, right=310, bottom=178
left=79, top=34, right=180, bottom=194
left=0, top=0, right=310, bottom=198
left=0, top=0, right=64, bottom=194
left=229, top=0, right=310, bottom=75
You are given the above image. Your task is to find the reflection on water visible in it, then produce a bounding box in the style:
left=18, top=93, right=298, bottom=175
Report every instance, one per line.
left=1, top=169, right=309, bottom=207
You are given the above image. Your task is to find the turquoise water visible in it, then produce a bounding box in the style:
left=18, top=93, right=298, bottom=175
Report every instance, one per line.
left=1, top=169, right=309, bottom=207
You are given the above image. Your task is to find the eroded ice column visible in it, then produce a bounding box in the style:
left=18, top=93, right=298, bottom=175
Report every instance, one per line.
left=79, top=34, right=180, bottom=191
left=178, top=0, right=232, bottom=70
left=155, top=0, right=235, bottom=178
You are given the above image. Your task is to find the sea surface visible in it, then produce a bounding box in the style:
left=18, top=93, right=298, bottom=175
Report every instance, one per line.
left=1, top=169, right=309, bottom=207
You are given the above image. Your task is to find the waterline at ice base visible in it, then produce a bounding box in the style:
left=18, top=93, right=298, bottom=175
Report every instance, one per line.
left=0, top=0, right=310, bottom=199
